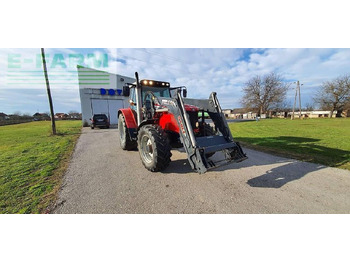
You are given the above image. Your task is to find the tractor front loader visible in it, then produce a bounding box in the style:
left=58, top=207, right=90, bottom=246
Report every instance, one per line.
left=118, top=72, right=247, bottom=174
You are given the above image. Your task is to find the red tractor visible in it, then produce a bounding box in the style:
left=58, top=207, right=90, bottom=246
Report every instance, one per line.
left=118, top=72, right=247, bottom=174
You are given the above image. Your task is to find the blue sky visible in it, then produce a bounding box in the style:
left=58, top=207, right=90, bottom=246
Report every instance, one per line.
left=1, top=48, right=350, bottom=114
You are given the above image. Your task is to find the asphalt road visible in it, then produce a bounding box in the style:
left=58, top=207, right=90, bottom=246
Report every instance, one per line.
left=54, top=126, right=350, bottom=214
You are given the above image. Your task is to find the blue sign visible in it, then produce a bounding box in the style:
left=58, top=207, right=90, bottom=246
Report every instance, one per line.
left=116, top=89, right=122, bottom=95
left=100, top=88, right=106, bottom=95
left=108, top=89, right=115, bottom=96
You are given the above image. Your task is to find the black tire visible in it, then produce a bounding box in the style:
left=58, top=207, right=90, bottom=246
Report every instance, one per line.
left=138, top=125, right=172, bottom=172
left=118, top=113, right=137, bottom=150
left=203, top=123, right=215, bottom=136
left=91, top=125, right=94, bottom=129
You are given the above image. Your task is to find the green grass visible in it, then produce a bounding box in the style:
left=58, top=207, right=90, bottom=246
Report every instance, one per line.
left=229, top=118, right=350, bottom=170
left=0, top=121, right=81, bottom=214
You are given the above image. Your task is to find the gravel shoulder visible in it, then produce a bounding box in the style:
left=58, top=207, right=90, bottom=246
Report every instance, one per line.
left=54, top=127, right=350, bottom=214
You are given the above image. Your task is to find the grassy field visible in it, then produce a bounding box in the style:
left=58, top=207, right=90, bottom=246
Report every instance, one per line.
left=229, top=118, right=350, bottom=170
left=0, top=121, right=81, bottom=214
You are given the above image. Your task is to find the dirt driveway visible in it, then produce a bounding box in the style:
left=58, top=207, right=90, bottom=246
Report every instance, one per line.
left=54, top=127, right=350, bottom=213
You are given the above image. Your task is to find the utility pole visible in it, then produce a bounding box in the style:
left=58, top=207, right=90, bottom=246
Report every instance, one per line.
left=292, top=81, right=297, bottom=120
left=292, top=81, right=302, bottom=120
left=41, top=48, right=56, bottom=135
left=299, top=82, right=303, bottom=119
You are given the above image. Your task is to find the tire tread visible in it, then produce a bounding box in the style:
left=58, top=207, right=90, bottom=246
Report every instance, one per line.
left=119, top=114, right=137, bottom=150
left=138, top=125, right=172, bottom=172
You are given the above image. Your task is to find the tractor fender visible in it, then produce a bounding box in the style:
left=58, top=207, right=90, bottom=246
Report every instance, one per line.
left=118, top=108, right=137, bottom=128
left=137, top=120, right=156, bottom=131
left=118, top=108, right=138, bottom=139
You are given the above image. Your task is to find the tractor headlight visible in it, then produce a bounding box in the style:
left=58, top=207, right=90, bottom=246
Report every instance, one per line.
left=140, top=79, right=171, bottom=87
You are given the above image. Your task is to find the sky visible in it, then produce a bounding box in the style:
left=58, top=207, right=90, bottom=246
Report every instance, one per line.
left=1, top=48, right=350, bottom=114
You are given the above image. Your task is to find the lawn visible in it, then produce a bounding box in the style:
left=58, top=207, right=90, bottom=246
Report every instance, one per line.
left=229, top=118, right=350, bottom=170
left=0, top=121, right=81, bottom=213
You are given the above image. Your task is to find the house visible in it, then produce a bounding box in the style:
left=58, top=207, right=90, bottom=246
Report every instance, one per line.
left=67, top=113, right=82, bottom=119
left=223, top=108, right=244, bottom=119
left=223, top=108, right=257, bottom=119
left=231, top=108, right=245, bottom=119
left=269, top=111, right=289, bottom=118
left=0, top=112, right=9, bottom=121
left=342, top=109, right=350, bottom=117
left=33, top=112, right=50, bottom=121
left=286, top=110, right=337, bottom=119
left=222, top=109, right=232, bottom=117
left=54, top=113, right=68, bottom=119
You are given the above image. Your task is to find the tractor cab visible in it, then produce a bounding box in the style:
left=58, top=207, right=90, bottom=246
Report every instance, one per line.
left=126, top=79, right=185, bottom=105
left=124, top=78, right=188, bottom=124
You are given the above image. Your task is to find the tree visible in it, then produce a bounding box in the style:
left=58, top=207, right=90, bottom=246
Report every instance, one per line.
left=241, top=72, right=288, bottom=115
left=314, top=74, right=350, bottom=117
left=304, top=103, right=314, bottom=111
left=274, top=100, right=292, bottom=112
left=22, top=112, right=33, bottom=119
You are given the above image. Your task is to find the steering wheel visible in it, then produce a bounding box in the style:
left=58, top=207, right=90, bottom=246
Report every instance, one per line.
left=143, top=91, right=161, bottom=119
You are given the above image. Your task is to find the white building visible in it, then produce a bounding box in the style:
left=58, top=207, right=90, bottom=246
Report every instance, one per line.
left=78, top=66, right=135, bottom=125
left=286, top=110, right=337, bottom=118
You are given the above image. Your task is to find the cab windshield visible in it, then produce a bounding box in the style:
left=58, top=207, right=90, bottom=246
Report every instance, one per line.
left=142, top=86, right=171, bottom=101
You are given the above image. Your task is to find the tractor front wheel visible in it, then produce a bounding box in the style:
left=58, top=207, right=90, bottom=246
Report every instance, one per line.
left=138, top=125, right=171, bottom=172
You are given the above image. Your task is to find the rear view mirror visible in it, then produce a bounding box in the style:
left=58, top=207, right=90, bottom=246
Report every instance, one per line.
left=123, top=84, right=130, bottom=97
left=183, top=89, right=187, bottom=98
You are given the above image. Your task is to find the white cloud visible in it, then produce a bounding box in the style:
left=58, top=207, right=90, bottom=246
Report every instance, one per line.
left=1, top=48, right=350, bottom=113
left=113, top=48, right=350, bottom=109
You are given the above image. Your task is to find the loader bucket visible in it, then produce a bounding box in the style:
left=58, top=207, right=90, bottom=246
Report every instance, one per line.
left=195, top=135, right=247, bottom=172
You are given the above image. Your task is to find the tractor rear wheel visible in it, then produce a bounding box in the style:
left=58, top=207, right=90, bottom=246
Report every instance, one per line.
left=118, top=113, right=137, bottom=150
left=203, top=123, right=215, bottom=136
left=138, top=125, right=172, bottom=172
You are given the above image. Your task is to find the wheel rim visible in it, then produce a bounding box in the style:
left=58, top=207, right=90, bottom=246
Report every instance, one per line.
left=140, top=134, right=153, bottom=164
left=119, top=118, right=124, bottom=141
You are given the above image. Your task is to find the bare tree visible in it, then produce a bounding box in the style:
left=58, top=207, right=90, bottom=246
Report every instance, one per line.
left=241, top=72, right=288, bottom=115
left=22, top=112, right=33, bottom=119
left=344, top=101, right=350, bottom=117
left=304, top=103, right=314, bottom=111
left=274, top=100, right=292, bottom=112
left=314, top=74, right=350, bottom=117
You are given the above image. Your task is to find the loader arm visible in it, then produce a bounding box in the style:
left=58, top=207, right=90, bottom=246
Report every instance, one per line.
left=161, top=91, right=247, bottom=174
